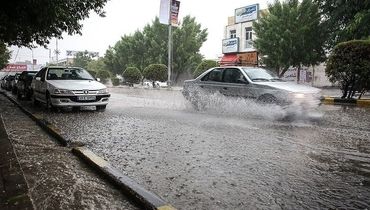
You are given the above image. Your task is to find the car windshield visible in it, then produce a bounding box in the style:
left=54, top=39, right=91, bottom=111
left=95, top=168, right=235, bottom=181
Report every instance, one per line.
left=47, top=68, right=94, bottom=80
left=242, top=68, right=283, bottom=82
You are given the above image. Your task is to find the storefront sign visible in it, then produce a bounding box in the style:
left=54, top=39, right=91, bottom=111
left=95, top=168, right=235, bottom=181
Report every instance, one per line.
left=238, top=52, right=258, bottom=65
left=235, top=4, right=259, bottom=23
left=1, top=64, right=27, bottom=72
left=222, top=38, right=239, bottom=54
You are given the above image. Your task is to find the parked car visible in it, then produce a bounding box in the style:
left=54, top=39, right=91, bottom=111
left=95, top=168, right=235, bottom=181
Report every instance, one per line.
left=1, top=75, right=8, bottom=89
left=31, top=66, right=110, bottom=111
left=11, top=73, right=21, bottom=94
left=17, top=71, right=38, bottom=100
left=3, top=75, right=15, bottom=91
left=182, top=66, right=322, bottom=110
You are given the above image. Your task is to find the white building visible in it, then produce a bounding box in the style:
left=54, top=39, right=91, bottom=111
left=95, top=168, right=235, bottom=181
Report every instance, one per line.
left=221, top=4, right=261, bottom=66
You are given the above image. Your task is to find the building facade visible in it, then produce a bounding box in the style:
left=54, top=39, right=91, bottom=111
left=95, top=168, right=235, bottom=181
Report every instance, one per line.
left=221, top=4, right=260, bottom=66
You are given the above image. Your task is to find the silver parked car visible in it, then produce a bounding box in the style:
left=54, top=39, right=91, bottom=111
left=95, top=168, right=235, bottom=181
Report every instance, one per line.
left=182, top=66, right=322, bottom=110
left=31, top=66, right=110, bottom=111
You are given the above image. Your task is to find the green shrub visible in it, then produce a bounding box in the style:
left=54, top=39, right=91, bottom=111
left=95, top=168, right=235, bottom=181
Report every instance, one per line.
left=193, top=60, right=218, bottom=78
left=122, top=67, right=141, bottom=84
left=143, top=64, right=167, bottom=82
left=96, top=70, right=111, bottom=84
left=112, top=77, right=120, bottom=86
left=326, top=40, right=370, bottom=99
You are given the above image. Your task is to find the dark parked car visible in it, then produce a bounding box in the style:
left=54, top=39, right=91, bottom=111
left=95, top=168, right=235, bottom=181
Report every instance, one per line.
left=1, top=75, right=7, bottom=89
left=3, top=75, right=15, bottom=91
left=11, top=73, right=21, bottom=94
left=17, top=71, right=38, bottom=100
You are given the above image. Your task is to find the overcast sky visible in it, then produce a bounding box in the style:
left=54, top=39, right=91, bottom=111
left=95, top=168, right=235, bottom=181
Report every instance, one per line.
left=10, top=0, right=270, bottom=65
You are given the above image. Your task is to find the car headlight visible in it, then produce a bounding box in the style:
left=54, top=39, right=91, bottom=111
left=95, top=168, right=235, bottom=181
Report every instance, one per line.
left=54, top=89, right=73, bottom=94
left=291, top=93, right=306, bottom=99
left=98, top=88, right=108, bottom=94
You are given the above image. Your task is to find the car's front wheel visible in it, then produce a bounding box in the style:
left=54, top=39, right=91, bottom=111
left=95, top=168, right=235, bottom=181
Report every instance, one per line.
left=45, top=93, right=57, bottom=111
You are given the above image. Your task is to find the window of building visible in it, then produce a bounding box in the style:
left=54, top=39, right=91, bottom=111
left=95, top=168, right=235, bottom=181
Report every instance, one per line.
left=230, top=30, right=236, bottom=38
left=245, top=27, right=253, bottom=48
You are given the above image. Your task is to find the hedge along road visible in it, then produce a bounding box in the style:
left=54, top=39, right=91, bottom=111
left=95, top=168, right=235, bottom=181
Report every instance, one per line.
left=14, top=87, right=370, bottom=209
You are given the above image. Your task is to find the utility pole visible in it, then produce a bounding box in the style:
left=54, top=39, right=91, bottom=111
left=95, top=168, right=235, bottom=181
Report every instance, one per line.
left=55, top=39, right=59, bottom=64
left=167, top=0, right=172, bottom=87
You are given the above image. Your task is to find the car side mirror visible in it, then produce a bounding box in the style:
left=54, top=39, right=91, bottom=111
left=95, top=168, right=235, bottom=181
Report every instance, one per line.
left=35, top=77, right=41, bottom=81
left=96, top=78, right=101, bottom=82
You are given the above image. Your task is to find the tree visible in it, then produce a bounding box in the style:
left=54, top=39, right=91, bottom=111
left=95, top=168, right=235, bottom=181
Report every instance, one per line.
left=122, top=67, right=141, bottom=85
left=87, top=57, right=106, bottom=73
left=253, top=0, right=326, bottom=78
left=172, top=16, right=208, bottom=81
left=73, top=51, right=93, bottom=69
left=193, top=60, right=218, bottom=78
left=104, top=16, right=207, bottom=83
left=96, top=70, right=111, bottom=84
left=0, top=42, right=10, bottom=69
left=143, top=64, right=167, bottom=85
left=326, top=40, right=370, bottom=99
left=0, top=0, right=108, bottom=47
left=104, top=46, right=121, bottom=76
left=316, top=0, right=370, bottom=49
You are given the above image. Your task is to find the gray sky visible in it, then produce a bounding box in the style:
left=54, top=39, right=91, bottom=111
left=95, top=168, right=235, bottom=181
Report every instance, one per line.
left=10, top=0, right=270, bottom=65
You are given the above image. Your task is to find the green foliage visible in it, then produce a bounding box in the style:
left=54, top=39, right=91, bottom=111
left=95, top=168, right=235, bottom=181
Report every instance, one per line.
left=253, top=0, right=326, bottom=77
left=0, top=0, right=108, bottom=47
left=172, top=16, right=207, bottom=81
left=73, top=51, right=93, bottom=69
left=111, top=78, right=120, bottom=86
left=87, top=57, right=106, bottom=73
left=96, top=70, right=111, bottom=84
left=0, top=42, right=10, bottom=69
left=193, top=60, right=218, bottom=78
left=122, top=67, right=141, bottom=84
left=143, top=64, right=167, bottom=82
left=104, top=16, right=207, bottom=83
left=326, top=40, right=370, bottom=99
left=316, top=0, right=370, bottom=49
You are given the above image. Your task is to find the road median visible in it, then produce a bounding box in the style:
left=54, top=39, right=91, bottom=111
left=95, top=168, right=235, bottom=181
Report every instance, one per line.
left=322, top=97, right=370, bottom=107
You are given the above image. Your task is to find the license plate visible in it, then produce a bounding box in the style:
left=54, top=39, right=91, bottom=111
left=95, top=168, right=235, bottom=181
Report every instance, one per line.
left=78, top=95, right=96, bottom=101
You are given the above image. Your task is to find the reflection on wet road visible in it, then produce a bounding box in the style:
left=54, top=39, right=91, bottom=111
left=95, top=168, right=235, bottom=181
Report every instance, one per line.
left=18, top=88, right=370, bottom=209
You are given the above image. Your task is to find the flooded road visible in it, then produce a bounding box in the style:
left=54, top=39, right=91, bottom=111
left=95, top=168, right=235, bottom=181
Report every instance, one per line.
left=16, top=88, right=370, bottom=209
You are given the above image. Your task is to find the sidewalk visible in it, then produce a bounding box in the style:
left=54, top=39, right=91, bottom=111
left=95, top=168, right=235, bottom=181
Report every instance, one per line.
left=0, top=115, right=33, bottom=209
left=0, top=94, right=139, bottom=209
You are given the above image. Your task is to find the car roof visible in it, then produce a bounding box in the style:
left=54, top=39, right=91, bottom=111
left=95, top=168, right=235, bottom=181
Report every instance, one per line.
left=47, top=66, right=82, bottom=69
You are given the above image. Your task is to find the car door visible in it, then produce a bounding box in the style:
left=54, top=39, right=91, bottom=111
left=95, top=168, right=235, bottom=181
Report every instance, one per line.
left=33, top=68, right=47, bottom=101
left=220, top=68, right=257, bottom=99
left=198, top=68, right=224, bottom=95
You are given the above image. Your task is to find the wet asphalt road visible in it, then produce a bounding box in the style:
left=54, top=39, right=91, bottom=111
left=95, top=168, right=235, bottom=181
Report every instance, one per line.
left=13, top=88, right=370, bottom=209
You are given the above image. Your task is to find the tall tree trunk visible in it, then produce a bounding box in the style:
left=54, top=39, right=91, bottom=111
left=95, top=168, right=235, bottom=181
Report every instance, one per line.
left=296, top=65, right=301, bottom=84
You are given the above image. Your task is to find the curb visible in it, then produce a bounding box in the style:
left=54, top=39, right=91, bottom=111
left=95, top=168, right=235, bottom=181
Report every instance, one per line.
left=322, top=97, right=370, bottom=107
left=72, top=147, right=176, bottom=210
left=0, top=91, right=69, bottom=146
left=0, top=90, right=177, bottom=210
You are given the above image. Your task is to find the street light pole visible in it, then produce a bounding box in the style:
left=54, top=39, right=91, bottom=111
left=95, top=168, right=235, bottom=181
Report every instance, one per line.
left=167, top=0, right=172, bottom=87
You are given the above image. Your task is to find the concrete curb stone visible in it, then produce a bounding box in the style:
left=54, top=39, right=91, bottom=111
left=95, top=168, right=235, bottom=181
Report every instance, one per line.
left=322, top=97, right=370, bottom=107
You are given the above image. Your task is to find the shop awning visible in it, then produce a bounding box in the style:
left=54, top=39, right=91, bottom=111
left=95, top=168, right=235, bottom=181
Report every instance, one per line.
left=219, top=54, right=239, bottom=66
